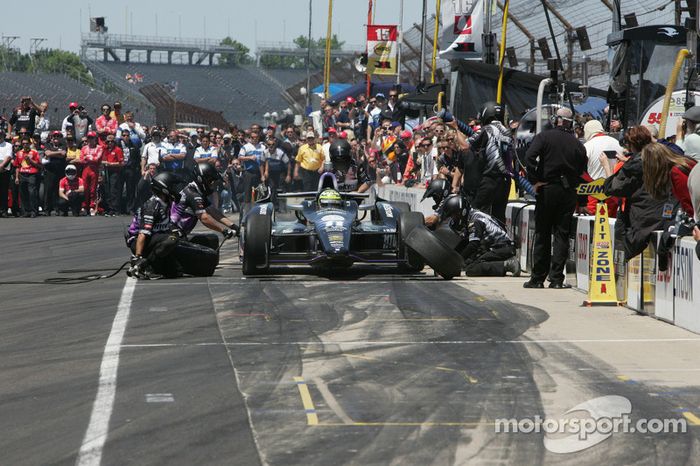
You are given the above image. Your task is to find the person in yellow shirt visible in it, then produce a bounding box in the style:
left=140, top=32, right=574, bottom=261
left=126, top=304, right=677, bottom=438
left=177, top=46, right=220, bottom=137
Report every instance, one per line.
left=294, top=131, right=324, bottom=190
left=109, top=102, right=125, bottom=124
left=65, top=135, right=82, bottom=172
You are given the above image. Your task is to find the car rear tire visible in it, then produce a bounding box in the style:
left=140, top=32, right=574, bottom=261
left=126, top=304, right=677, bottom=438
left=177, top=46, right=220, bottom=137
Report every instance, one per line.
left=242, top=214, right=271, bottom=275
left=405, top=226, right=463, bottom=280
left=398, top=212, right=426, bottom=272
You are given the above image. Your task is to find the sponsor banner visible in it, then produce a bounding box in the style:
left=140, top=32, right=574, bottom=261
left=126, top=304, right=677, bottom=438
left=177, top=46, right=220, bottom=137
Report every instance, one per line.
left=642, top=242, right=656, bottom=316
left=673, top=238, right=700, bottom=333
left=627, top=255, right=642, bottom=311
left=641, top=91, right=700, bottom=136
left=576, top=178, right=609, bottom=201
left=506, top=202, right=527, bottom=268
left=654, top=232, right=674, bottom=323
left=439, top=0, right=483, bottom=60
left=613, top=220, right=627, bottom=303
left=575, top=216, right=594, bottom=292
left=367, top=25, right=398, bottom=75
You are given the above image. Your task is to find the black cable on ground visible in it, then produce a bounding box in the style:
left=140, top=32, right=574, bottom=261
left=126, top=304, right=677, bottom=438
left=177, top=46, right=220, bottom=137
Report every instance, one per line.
left=0, top=261, right=131, bottom=286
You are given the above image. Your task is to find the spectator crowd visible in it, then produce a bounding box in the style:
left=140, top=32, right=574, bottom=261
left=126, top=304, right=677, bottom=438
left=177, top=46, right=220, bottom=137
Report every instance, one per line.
left=1, top=90, right=698, bottom=264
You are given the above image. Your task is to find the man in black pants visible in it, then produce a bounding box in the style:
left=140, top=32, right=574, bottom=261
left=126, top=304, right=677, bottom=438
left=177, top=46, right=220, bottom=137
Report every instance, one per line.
left=463, top=102, right=513, bottom=224
left=43, top=131, right=67, bottom=215
left=441, top=194, right=521, bottom=277
left=524, top=107, right=587, bottom=288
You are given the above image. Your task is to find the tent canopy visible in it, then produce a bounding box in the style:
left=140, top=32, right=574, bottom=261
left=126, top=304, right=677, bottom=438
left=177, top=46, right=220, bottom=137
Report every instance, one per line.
left=453, top=61, right=606, bottom=120
left=329, top=82, right=416, bottom=102
left=312, top=83, right=353, bottom=96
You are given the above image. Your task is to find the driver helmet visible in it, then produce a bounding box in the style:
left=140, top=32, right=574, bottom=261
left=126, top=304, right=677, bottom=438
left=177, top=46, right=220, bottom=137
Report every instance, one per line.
left=318, top=188, right=343, bottom=209
left=193, top=162, right=222, bottom=195
left=65, top=164, right=78, bottom=181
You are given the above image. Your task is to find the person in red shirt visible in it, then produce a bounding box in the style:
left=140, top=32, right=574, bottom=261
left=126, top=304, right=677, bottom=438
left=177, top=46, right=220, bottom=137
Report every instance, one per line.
left=642, top=142, right=698, bottom=218
left=58, top=164, right=85, bottom=216
left=13, top=136, right=41, bottom=217
left=102, top=133, right=125, bottom=215
left=95, top=104, right=118, bottom=138
left=80, top=131, right=104, bottom=215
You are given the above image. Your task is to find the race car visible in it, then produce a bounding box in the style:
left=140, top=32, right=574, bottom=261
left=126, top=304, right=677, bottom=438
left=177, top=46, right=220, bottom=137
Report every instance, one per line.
left=238, top=173, right=462, bottom=279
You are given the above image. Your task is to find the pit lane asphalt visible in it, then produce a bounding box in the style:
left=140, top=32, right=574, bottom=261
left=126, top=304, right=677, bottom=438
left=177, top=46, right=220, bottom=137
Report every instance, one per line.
left=1, top=216, right=698, bottom=465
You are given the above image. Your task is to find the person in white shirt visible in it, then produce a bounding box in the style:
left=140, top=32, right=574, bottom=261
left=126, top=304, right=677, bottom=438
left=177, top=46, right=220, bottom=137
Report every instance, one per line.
left=322, top=129, right=338, bottom=163
left=161, top=131, right=187, bottom=174
left=193, top=135, right=219, bottom=164
left=140, top=130, right=167, bottom=174
left=676, top=106, right=700, bottom=162
left=583, top=119, right=623, bottom=180
left=119, top=111, right=147, bottom=140
left=238, top=132, right=268, bottom=214
left=0, top=129, right=14, bottom=216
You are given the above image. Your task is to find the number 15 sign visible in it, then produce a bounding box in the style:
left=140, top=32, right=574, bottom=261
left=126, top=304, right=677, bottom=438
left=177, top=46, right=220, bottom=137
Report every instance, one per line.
left=367, top=25, right=398, bottom=75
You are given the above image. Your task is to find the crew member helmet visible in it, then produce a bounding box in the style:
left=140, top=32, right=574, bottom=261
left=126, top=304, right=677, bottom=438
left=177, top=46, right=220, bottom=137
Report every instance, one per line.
left=65, top=164, right=78, bottom=181
left=328, top=140, right=353, bottom=173
left=441, top=194, right=470, bottom=220
left=478, top=101, right=504, bottom=125
left=193, top=162, right=222, bottom=195
left=421, top=178, right=451, bottom=208
left=151, top=171, right=181, bottom=201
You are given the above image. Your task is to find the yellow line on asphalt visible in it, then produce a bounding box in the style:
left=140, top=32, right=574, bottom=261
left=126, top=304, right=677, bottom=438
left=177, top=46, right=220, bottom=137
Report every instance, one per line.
left=293, top=376, right=319, bottom=425
left=315, top=421, right=492, bottom=427
left=683, top=411, right=700, bottom=425
left=345, top=354, right=478, bottom=384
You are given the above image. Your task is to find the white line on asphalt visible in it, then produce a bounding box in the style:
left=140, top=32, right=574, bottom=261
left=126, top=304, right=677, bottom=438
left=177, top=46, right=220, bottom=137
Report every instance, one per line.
left=76, top=278, right=136, bottom=466
left=145, top=393, right=175, bottom=403
left=119, top=337, right=700, bottom=348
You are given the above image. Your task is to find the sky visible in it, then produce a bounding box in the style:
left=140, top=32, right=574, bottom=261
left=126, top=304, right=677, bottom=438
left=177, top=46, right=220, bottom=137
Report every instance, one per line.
left=2, top=0, right=429, bottom=54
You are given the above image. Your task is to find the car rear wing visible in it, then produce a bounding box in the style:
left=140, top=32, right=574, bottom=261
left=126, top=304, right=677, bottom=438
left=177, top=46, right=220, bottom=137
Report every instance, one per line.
left=278, top=191, right=370, bottom=200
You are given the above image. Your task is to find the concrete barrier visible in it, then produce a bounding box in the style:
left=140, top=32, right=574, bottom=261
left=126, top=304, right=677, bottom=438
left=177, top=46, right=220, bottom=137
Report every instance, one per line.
left=654, top=232, right=675, bottom=323
left=673, top=237, right=700, bottom=334
left=575, top=216, right=594, bottom=292
left=374, top=184, right=435, bottom=217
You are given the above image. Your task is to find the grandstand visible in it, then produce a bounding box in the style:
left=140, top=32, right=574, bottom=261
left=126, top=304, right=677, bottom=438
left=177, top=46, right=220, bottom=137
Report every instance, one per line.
left=84, top=61, right=307, bottom=128
left=0, top=71, right=155, bottom=128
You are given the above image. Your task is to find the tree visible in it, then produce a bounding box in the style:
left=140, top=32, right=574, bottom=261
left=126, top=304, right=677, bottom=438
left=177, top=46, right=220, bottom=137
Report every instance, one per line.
left=261, top=34, right=345, bottom=70
left=0, top=46, right=94, bottom=86
left=219, top=37, right=253, bottom=66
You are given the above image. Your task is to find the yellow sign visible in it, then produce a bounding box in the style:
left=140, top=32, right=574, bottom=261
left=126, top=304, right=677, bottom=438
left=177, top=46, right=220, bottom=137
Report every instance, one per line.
left=585, top=202, right=618, bottom=305
left=576, top=178, right=609, bottom=201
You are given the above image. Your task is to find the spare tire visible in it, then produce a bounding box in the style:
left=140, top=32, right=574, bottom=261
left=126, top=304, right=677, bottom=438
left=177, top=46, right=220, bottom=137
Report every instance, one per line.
left=390, top=201, right=411, bottom=213
left=398, top=211, right=426, bottom=272
left=174, top=241, right=220, bottom=277
left=405, top=226, right=463, bottom=280
left=242, top=214, right=271, bottom=275
left=433, top=226, right=463, bottom=251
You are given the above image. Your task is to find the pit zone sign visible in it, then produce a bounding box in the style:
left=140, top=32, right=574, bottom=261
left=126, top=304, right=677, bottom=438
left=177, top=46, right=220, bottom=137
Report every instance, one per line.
left=367, top=25, right=398, bottom=76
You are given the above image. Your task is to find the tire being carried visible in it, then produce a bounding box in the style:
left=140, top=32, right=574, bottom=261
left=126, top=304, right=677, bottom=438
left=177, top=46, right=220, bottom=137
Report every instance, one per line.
left=398, top=211, right=426, bottom=272
left=405, top=226, right=464, bottom=280
left=174, top=240, right=220, bottom=277
left=242, top=214, right=271, bottom=275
